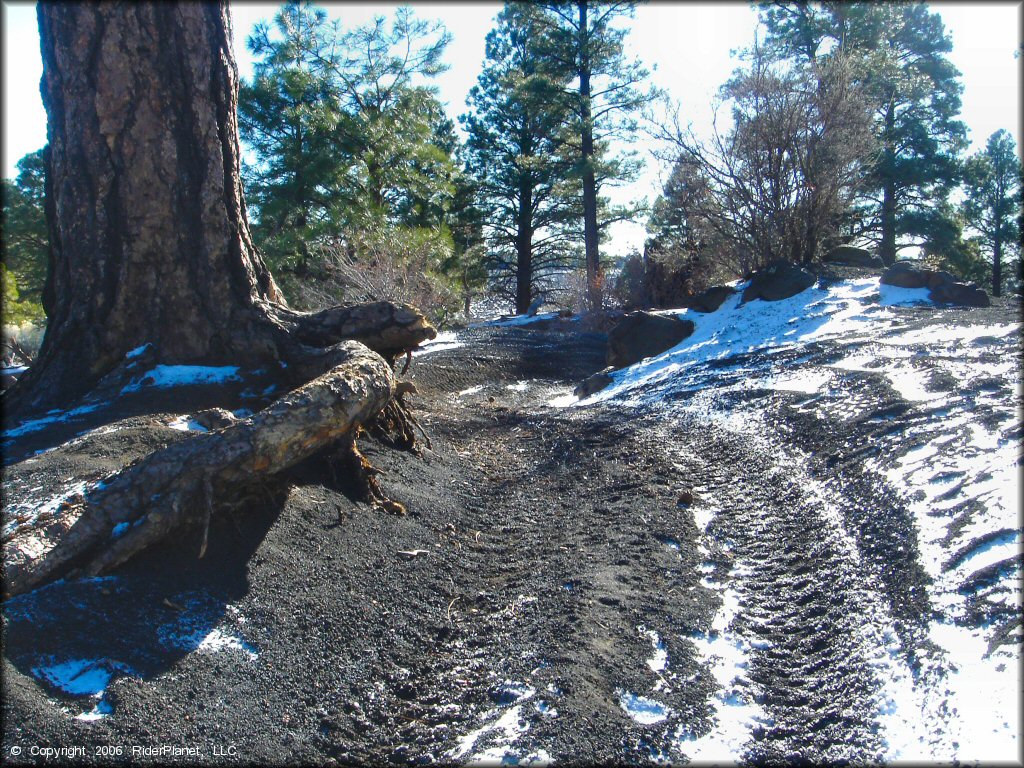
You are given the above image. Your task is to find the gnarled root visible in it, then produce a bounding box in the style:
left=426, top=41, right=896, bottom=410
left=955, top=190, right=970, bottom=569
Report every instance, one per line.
left=3, top=341, right=395, bottom=598
left=330, top=434, right=406, bottom=516
left=369, top=380, right=431, bottom=453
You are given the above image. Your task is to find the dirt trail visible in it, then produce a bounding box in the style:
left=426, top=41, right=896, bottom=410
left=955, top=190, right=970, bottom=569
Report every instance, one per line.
left=1, top=316, right=1018, bottom=764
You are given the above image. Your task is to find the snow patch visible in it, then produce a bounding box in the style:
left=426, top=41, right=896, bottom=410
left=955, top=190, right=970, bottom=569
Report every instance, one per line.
left=677, top=560, right=769, bottom=762
left=2, top=480, right=90, bottom=539
left=166, top=415, right=209, bottom=432
left=3, top=403, right=105, bottom=440
left=878, top=284, right=933, bottom=306
left=121, top=364, right=241, bottom=393
left=31, top=658, right=133, bottom=697
left=75, top=699, right=114, bottom=722
left=618, top=690, right=672, bottom=725
left=413, top=331, right=463, bottom=356
left=477, top=312, right=561, bottom=328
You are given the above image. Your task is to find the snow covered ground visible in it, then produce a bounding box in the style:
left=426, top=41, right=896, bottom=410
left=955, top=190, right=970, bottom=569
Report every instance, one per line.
left=553, top=275, right=1021, bottom=764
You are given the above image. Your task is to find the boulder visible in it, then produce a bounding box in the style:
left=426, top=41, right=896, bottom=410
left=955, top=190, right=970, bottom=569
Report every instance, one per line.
left=741, top=262, right=816, bottom=303
left=574, top=368, right=615, bottom=399
left=925, top=270, right=957, bottom=290
left=606, top=311, right=695, bottom=368
left=881, top=262, right=991, bottom=307
left=683, top=285, right=735, bottom=313
left=880, top=262, right=930, bottom=289
left=823, top=245, right=883, bottom=268
left=929, top=280, right=990, bottom=308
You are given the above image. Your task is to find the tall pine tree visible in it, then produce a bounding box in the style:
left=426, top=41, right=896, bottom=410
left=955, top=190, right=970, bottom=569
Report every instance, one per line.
left=534, top=1, right=654, bottom=310
left=239, top=1, right=343, bottom=280
left=462, top=3, right=579, bottom=313
left=962, top=130, right=1022, bottom=296
left=761, top=2, right=967, bottom=264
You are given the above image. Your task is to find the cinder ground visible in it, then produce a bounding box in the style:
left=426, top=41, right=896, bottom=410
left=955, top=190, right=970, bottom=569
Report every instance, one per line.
left=2, top=279, right=1020, bottom=765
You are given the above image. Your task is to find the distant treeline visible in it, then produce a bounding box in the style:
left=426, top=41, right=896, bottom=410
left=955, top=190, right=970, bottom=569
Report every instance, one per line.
left=3, top=1, right=1021, bottom=328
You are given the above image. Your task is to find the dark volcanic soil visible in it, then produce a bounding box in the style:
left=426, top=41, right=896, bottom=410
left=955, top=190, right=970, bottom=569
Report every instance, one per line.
left=2, top=286, right=1021, bottom=765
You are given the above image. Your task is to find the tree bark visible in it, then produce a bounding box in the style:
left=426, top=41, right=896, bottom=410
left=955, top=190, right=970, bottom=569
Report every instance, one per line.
left=9, top=2, right=432, bottom=420
left=577, top=1, right=603, bottom=311
left=3, top=341, right=394, bottom=599
left=879, top=98, right=898, bottom=266
left=515, top=177, right=534, bottom=315
left=992, top=229, right=1002, bottom=297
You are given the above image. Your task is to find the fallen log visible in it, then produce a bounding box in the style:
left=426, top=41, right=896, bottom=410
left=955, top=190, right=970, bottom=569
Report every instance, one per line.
left=268, top=300, right=437, bottom=361
left=3, top=341, right=394, bottom=599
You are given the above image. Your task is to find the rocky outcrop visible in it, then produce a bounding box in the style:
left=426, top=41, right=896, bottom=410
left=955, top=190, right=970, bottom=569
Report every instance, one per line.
left=823, top=245, right=883, bottom=268
left=742, top=263, right=816, bottom=303
left=881, top=263, right=990, bottom=307
left=574, top=368, right=615, bottom=399
left=683, top=285, right=735, bottom=313
left=928, top=280, right=991, bottom=307
left=606, top=312, right=695, bottom=369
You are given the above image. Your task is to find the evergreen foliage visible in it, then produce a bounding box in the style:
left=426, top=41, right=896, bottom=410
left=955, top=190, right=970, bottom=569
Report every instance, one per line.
left=532, top=1, right=655, bottom=310
left=961, top=130, right=1022, bottom=296
left=1, top=148, right=48, bottom=325
left=759, top=2, right=968, bottom=263
left=238, top=1, right=459, bottom=308
left=461, top=3, right=581, bottom=314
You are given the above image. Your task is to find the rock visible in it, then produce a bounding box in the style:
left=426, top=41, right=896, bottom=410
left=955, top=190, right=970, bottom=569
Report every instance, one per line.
left=880, top=262, right=930, bottom=289
left=930, top=281, right=990, bottom=308
left=606, top=311, right=695, bottom=368
left=192, top=407, right=239, bottom=431
left=677, top=489, right=694, bottom=506
left=684, top=285, right=735, bottom=313
left=823, top=245, right=883, bottom=268
left=741, top=262, right=816, bottom=303
left=925, top=270, right=957, bottom=290
left=882, top=263, right=991, bottom=307
left=574, top=368, right=615, bottom=399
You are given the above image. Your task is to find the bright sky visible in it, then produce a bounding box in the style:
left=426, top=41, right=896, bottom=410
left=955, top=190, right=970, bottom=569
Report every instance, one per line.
left=3, top=1, right=1021, bottom=255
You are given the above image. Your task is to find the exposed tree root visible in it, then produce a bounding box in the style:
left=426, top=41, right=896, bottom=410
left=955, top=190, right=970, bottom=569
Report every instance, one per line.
left=369, top=381, right=432, bottom=453
left=3, top=341, right=396, bottom=598
left=329, top=434, right=407, bottom=516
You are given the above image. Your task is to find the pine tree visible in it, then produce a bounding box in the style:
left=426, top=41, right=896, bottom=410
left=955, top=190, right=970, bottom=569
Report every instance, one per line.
left=330, top=7, right=456, bottom=229
left=238, top=3, right=458, bottom=306
left=760, top=2, right=968, bottom=264
left=533, top=1, right=654, bottom=310
left=1, top=148, right=49, bottom=322
left=461, top=3, right=579, bottom=314
left=962, top=130, right=1022, bottom=297
left=238, top=1, right=344, bottom=281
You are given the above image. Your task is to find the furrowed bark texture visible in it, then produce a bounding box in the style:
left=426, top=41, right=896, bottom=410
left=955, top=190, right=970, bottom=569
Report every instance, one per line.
left=25, top=3, right=279, bottom=408
left=3, top=342, right=394, bottom=599
left=6, top=2, right=436, bottom=417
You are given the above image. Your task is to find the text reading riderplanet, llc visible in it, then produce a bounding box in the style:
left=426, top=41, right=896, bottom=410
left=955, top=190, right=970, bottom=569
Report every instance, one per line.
left=9, top=744, right=238, bottom=759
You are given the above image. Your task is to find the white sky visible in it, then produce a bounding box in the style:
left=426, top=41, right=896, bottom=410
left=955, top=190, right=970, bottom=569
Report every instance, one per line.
left=3, top=1, right=1021, bottom=255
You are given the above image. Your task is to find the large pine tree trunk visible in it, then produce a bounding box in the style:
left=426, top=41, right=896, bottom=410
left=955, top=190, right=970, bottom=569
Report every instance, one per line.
left=21, top=3, right=281, bottom=412
left=879, top=99, right=898, bottom=266
left=7, top=2, right=432, bottom=418
left=577, top=1, right=603, bottom=312
left=515, top=179, right=534, bottom=315
left=3, top=2, right=436, bottom=596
